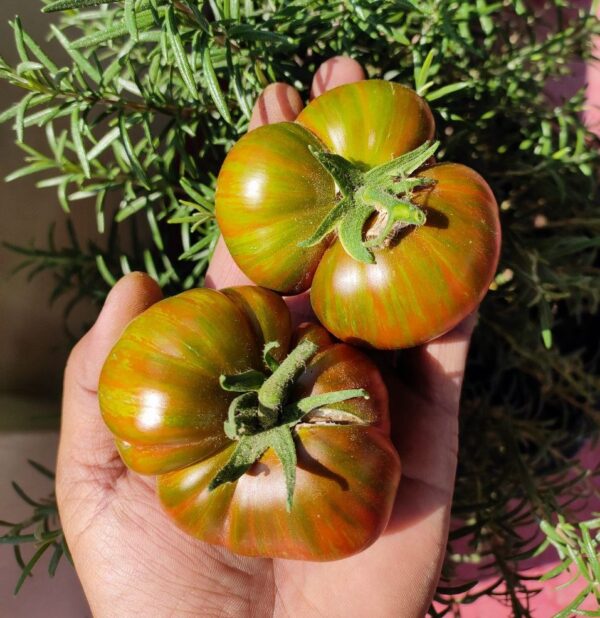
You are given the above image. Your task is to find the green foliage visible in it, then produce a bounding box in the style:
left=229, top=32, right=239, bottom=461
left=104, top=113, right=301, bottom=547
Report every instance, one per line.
left=538, top=515, right=600, bottom=616
left=1, top=1, right=599, bottom=615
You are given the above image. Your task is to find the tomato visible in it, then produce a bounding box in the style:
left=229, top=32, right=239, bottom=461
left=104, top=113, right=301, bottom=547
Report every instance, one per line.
left=215, top=80, right=501, bottom=349
left=311, top=163, right=499, bottom=348
left=99, top=286, right=400, bottom=561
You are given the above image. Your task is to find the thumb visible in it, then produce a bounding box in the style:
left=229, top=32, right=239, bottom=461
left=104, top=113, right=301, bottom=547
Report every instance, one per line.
left=57, top=273, right=162, bottom=494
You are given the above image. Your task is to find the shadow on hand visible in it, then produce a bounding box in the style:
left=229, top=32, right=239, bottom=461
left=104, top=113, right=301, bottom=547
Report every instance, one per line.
left=373, top=339, right=466, bottom=536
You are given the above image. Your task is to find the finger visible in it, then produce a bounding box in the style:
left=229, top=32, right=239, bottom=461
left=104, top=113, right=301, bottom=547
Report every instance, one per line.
left=386, top=312, right=478, bottom=495
left=405, top=312, right=478, bottom=411
left=310, top=56, right=365, bottom=98
left=204, top=241, right=315, bottom=326
left=285, top=291, right=314, bottom=327
left=57, top=273, right=163, bottom=488
left=248, top=82, right=304, bottom=131
left=204, top=237, right=255, bottom=289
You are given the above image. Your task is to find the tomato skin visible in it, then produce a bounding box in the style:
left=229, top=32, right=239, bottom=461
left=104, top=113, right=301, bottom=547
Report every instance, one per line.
left=221, top=286, right=291, bottom=364
left=310, top=163, right=501, bottom=349
left=215, top=122, right=335, bottom=293
left=158, top=425, right=399, bottom=561
left=99, top=288, right=400, bottom=560
left=296, top=80, right=435, bottom=168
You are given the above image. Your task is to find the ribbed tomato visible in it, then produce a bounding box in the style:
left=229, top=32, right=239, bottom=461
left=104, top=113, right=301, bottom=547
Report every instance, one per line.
left=99, top=286, right=400, bottom=561
left=215, top=80, right=501, bottom=349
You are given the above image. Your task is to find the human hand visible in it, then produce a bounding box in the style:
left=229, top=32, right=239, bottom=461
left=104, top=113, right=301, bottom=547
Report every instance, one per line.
left=57, top=57, right=476, bottom=617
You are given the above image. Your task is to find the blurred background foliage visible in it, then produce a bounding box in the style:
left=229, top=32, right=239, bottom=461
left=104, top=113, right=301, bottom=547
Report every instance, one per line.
left=1, top=0, right=599, bottom=615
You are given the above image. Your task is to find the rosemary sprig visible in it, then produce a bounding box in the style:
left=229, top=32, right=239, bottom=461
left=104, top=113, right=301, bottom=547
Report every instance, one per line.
left=0, top=461, right=71, bottom=594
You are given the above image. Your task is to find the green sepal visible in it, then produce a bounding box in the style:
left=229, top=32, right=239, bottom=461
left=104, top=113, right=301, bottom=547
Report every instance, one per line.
left=338, top=201, right=376, bottom=264
left=358, top=184, right=410, bottom=211
left=214, top=339, right=370, bottom=510
left=263, top=341, right=281, bottom=373
left=270, top=427, right=297, bottom=512
left=360, top=186, right=426, bottom=248
left=282, top=388, right=369, bottom=424
left=389, top=176, right=436, bottom=193
left=295, top=388, right=369, bottom=415
left=209, top=430, right=274, bottom=492
left=299, top=141, right=439, bottom=264
left=308, top=146, right=363, bottom=196
left=223, top=392, right=262, bottom=439
left=364, top=140, right=439, bottom=183
left=219, top=370, right=267, bottom=392
left=297, top=196, right=351, bottom=248
left=212, top=389, right=368, bottom=510
left=209, top=425, right=298, bottom=511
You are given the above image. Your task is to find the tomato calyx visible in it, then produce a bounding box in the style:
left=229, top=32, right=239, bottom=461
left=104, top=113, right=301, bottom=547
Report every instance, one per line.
left=298, top=140, right=439, bottom=264
left=209, top=339, right=368, bottom=511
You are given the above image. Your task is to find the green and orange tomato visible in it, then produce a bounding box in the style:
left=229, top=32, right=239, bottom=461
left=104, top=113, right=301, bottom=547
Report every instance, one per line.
left=216, top=80, right=501, bottom=349
left=99, top=286, right=400, bottom=561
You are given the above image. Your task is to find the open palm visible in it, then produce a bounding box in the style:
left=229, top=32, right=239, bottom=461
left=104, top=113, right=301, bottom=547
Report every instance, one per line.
left=57, top=57, right=475, bottom=617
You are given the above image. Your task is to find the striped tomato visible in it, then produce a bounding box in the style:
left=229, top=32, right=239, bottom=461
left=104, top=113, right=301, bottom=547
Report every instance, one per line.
left=216, top=80, right=501, bottom=349
left=99, top=286, right=400, bottom=560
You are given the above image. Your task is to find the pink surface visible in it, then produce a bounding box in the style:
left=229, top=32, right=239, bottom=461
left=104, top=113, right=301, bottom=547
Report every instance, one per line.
left=0, top=431, right=89, bottom=617
left=434, top=443, right=600, bottom=617
left=586, top=12, right=600, bottom=132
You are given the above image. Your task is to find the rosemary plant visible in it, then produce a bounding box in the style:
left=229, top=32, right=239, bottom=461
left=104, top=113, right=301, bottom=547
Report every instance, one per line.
left=1, top=1, right=599, bottom=615
left=0, top=461, right=70, bottom=595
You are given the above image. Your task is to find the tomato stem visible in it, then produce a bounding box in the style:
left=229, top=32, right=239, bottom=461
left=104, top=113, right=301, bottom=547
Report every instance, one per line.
left=213, top=338, right=369, bottom=510
left=299, top=140, right=440, bottom=263
left=258, top=339, right=319, bottom=413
